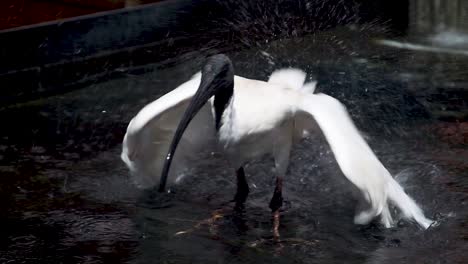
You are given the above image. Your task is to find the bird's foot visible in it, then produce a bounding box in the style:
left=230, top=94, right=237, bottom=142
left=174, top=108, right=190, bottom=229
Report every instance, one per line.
left=248, top=212, right=317, bottom=255
left=248, top=237, right=319, bottom=247
left=219, top=198, right=246, bottom=212
left=248, top=235, right=319, bottom=256
left=174, top=201, right=249, bottom=237
left=273, top=209, right=281, bottom=241
left=174, top=207, right=227, bottom=237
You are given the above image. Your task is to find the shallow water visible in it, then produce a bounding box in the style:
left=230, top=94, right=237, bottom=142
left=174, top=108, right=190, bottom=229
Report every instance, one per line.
left=1, top=25, right=467, bottom=263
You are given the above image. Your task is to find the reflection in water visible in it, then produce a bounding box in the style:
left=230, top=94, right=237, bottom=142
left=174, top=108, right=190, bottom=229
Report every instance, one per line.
left=1, top=2, right=468, bottom=263
left=378, top=39, right=468, bottom=56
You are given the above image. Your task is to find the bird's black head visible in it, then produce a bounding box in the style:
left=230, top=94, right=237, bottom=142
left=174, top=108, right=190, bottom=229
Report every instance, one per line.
left=201, top=54, right=234, bottom=86
left=158, top=54, right=234, bottom=192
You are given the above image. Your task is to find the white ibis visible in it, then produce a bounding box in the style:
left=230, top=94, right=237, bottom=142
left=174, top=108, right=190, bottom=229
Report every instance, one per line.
left=121, top=54, right=433, bottom=232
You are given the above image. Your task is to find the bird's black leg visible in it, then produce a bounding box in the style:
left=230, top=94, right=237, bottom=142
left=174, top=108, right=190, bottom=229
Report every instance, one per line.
left=269, top=176, right=283, bottom=239
left=234, top=167, right=249, bottom=209
left=269, top=176, right=284, bottom=211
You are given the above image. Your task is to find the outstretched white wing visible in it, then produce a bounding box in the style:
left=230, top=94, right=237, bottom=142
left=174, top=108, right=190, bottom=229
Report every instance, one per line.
left=121, top=73, right=217, bottom=189
left=298, top=93, right=433, bottom=229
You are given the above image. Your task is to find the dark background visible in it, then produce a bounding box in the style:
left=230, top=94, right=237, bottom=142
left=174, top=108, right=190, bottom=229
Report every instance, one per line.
left=0, top=1, right=467, bottom=263
left=0, top=0, right=412, bottom=106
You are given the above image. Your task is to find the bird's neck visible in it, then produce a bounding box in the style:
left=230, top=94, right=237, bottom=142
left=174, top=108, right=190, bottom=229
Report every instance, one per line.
left=213, top=85, right=233, bottom=131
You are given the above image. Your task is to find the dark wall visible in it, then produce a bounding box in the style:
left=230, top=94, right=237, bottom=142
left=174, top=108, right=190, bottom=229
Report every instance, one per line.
left=0, top=0, right=409, bottom=106
left=0, top=0, right=215, bottom=105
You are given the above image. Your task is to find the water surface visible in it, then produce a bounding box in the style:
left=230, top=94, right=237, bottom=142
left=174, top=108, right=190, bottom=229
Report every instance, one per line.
left=1, top=25, right=467, bottom=263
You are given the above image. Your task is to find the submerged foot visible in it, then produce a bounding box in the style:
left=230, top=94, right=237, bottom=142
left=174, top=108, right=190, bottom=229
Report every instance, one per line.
left=272, top=209, right=281, bottom=241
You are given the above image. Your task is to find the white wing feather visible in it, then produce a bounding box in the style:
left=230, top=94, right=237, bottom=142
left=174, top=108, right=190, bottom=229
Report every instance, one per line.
left=299, top=93, right=433, bottom=229
left=121, top=73, right=216, bottom=188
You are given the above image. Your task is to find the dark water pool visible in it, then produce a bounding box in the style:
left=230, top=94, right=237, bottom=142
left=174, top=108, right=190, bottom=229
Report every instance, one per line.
left=1, top=23, right=467, bottom=263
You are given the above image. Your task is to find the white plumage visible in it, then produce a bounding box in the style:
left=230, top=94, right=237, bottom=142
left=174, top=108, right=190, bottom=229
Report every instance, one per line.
left=122, top=55, right=433, bottom=230
left=121, top=73, right=216, bottom=187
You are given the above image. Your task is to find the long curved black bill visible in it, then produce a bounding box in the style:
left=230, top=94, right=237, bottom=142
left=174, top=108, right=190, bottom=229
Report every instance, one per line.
left=158, top=54, right=234, bottom=192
